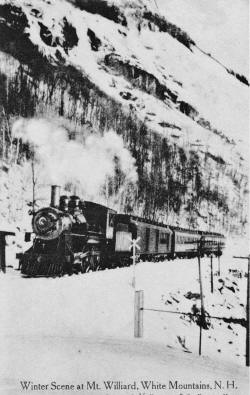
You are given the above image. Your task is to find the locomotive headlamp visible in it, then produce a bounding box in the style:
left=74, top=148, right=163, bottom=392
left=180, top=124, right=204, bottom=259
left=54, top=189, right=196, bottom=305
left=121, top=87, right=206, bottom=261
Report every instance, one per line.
left=37, top=214, right=55, bottom=233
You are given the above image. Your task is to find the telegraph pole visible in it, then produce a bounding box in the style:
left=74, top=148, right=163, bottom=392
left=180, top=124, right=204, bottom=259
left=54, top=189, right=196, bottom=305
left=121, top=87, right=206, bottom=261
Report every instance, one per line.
left=198, top=240, right=205, bottom=355
left=233, top=255, right=249, bottom=367
left=210, top=255, right=214, bottom=293
left=217, top=243, right=221, bottom=276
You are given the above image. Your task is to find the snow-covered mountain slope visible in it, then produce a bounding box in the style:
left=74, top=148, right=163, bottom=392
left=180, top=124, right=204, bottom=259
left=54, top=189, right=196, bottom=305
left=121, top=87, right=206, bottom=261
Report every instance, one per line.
left=0, top=0, right=248, bottom=233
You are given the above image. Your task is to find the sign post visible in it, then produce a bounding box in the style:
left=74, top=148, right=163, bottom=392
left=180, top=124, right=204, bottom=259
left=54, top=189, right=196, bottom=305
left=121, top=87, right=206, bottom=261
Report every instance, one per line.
left=134, top=290, right=144, bottom=338
left=129, top=237, right=141, bottom=289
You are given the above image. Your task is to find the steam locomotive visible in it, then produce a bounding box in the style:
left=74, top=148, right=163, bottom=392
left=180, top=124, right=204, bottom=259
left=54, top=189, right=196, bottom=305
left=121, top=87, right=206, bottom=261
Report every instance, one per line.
left=19, top=186, right=225, bottom=277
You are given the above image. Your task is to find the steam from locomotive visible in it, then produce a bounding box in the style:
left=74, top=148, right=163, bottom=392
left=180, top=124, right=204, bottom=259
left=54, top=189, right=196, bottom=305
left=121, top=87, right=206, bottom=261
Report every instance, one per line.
left=12, top=118, right=137, bottom=200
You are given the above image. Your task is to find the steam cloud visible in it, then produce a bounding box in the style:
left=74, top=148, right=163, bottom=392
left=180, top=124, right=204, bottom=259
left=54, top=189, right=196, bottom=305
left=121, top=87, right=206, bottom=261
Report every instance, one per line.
left=12, top=118, right=137, bottom=203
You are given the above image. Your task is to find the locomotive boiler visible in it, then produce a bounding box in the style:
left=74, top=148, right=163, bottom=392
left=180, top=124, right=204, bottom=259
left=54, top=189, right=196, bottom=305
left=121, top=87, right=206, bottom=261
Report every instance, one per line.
left=20, top=186, right=115, bottom=276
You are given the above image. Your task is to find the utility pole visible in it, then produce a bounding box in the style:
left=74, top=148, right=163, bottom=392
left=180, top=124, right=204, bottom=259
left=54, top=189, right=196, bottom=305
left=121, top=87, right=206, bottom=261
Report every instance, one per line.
left=210, top=255, right=214, bottom=293
left=217, top=243, right=221, bottom=276
left=31, top=157, right=36, bottom=219
left=198, top=240, right=205, bottom=355
left=233, top=255, right=249, bottom=367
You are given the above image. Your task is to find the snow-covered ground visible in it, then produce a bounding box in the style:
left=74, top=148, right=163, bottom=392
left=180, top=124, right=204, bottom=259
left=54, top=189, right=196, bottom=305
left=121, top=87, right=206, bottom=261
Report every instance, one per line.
left=0, top=239, right=249, bottom=394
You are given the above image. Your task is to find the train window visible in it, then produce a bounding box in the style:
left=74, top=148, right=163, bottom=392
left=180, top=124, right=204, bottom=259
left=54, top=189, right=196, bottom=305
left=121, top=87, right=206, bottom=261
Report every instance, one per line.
left=155, top=229, right=159, bottom=250
left=109, top=214, right=115, bottom=227
left=160, top=232, right=168, bottom=244
left=106, top=213, right=115, bottom=239
left=155, top=229, right=160, bottom=251
left=166, top=234, right=170, bottom=249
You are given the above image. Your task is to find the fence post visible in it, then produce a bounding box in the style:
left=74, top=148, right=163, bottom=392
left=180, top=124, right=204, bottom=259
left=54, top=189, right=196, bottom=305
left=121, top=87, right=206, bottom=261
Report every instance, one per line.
left=134, top=290, right=144, bottom=338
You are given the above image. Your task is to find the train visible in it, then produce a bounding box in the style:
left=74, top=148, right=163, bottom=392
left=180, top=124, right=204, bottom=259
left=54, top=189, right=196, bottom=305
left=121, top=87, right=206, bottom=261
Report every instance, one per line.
left=19, top=186, right=225, bottom=277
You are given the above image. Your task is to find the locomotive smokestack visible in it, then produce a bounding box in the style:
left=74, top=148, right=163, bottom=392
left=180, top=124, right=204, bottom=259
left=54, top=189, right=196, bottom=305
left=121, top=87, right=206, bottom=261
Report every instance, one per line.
left=50, top=185, right=61, bottom=208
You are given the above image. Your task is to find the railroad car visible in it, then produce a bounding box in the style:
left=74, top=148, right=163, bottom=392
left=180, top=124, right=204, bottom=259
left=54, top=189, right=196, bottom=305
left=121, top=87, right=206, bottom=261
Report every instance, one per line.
left=171, top=228, right=224, bottom=259
left=19, top=186, right=226, bottom=277
left=111, top=214, right=172, bottom=263
left=201, top=232, right=225, bottom=256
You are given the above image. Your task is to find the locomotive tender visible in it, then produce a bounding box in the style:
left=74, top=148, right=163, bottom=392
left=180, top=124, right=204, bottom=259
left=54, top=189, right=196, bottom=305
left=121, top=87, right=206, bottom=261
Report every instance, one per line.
left=19, top=186, right=225, bottom=277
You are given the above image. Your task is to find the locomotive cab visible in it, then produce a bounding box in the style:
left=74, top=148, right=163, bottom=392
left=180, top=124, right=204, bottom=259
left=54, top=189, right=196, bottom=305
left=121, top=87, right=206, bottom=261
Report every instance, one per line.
left=83, top=201, right=116, bottom=238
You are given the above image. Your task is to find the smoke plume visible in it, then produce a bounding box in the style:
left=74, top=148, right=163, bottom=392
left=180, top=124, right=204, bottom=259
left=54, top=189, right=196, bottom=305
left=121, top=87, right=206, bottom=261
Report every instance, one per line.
left=12, top=118, right=137, bottom=205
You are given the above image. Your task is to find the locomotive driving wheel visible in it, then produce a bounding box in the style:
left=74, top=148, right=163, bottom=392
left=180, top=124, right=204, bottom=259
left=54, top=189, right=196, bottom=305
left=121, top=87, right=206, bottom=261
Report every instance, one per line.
left=79, top=247, right=100, bottom=273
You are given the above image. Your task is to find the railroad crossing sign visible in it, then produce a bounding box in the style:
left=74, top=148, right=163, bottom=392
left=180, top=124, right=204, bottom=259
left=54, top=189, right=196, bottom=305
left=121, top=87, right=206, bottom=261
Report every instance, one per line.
left=128, top=237, right=141, bottom=289
left=129, top=237, right=141, bottom=251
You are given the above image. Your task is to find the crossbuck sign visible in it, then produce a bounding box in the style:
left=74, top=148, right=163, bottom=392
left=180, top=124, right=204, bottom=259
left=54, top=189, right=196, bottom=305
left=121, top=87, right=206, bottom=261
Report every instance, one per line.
left=128, top=237, right=141, bottom=288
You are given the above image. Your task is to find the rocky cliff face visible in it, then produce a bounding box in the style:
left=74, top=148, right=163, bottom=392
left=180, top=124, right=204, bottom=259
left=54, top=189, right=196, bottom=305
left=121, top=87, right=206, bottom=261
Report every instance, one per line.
left=0, top=0, right=248, bottom=234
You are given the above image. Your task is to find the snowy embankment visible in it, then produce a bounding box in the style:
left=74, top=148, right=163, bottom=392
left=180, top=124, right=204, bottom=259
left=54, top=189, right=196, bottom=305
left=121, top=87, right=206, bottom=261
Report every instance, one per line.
left=0, top=239, right=249, bottom=394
